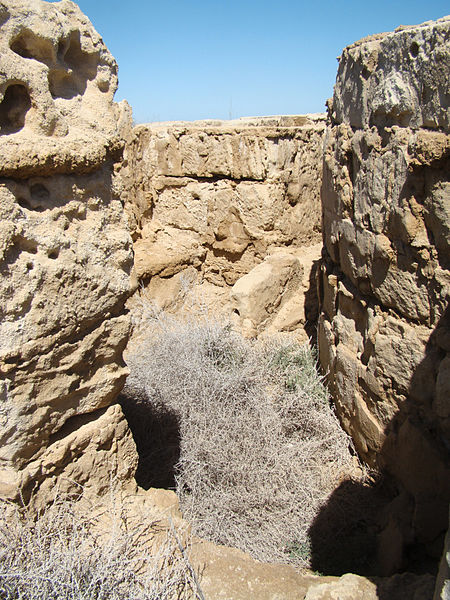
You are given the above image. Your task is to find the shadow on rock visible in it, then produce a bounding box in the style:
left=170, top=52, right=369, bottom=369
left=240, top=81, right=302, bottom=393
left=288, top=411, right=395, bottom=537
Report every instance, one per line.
left=308, top=475, right=396, bottom=577
left=304, top=257, right=321, bottom=344
left=119, top=387, right=181, bottom=490
left=310, top=305, right=449, bottom=597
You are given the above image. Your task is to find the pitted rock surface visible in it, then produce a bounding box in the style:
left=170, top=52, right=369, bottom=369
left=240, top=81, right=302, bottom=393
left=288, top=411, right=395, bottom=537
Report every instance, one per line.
left=0, top=0, right=130, bottom=177
left=332, top=16, right=450, bottom=130
left=0, top=0, right=135, bottom=505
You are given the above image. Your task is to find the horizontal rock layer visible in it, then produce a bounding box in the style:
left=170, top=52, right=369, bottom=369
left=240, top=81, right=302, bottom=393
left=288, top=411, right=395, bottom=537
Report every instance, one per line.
left=120, top=115, right=325, bottom=339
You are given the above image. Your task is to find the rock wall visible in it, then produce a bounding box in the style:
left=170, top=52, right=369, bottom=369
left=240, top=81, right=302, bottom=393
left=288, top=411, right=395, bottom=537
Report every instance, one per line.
left=120, top=115, right=325, bottom=339
left=0, top=0, right=136, bottom=505
left=318, top=17, right=450, bottom=570
left=0, top=3, right=448, bottom=596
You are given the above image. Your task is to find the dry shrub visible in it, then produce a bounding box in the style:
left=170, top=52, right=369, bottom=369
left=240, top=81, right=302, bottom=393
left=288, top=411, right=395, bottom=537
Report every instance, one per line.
left=124, top=303, right=360, bottom=567
left=0, top=490, right=203, bottom=600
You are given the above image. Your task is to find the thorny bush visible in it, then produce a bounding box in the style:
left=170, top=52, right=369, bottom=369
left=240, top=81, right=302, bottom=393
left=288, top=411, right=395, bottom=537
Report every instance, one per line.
left=0, top=490, right=203, bottom=600
left=124, top=302, right=361, bottom=567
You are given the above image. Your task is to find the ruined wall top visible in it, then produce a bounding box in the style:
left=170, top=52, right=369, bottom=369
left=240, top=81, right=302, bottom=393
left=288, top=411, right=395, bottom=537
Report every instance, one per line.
left=331, top=16, right=450, bottom=131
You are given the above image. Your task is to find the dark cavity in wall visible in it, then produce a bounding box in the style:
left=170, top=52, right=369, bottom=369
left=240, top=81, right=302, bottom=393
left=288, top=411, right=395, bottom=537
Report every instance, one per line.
left=10, top=28, right=55, bottom=63
left=0, top=83, right=31, bottom=134
left=119, top=388, right=181, bottom=490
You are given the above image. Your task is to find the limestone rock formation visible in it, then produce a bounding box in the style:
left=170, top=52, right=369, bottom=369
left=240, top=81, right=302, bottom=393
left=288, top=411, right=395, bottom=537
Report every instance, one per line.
left=319, top=16, right=450, bottom=572
left=0, top=0, right=130, bottom=177
left=333, top=18, right=449, bottom=131
left=1, top=2, right=448, bottom=595
left=0, top=0, right=135, bottom=504
left=231, top=251, right=303, bottom=337
left=304, top=574, right=378, bottom=600
left=120, top=115, right=324, bottom=338
left=230, top=244, right=322, bottom=339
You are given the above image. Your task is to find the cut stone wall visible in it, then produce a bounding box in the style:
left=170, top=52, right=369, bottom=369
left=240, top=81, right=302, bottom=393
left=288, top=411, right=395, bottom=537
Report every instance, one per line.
left=0, top=0, right=136, bottom=506
left=119, top=115, right=325, bottom=339
left=318, top=16, right=450, bottom=570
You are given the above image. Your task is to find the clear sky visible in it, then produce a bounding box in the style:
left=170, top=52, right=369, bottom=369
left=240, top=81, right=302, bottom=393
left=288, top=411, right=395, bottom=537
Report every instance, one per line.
left=56, top=1, right=449, bottom=123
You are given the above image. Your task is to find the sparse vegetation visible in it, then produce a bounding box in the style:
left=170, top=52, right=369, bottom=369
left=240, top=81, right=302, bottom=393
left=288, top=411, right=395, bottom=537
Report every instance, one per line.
left=123, top=301, right=361, bottom=568
left=0, top=491, right=202, bottom=600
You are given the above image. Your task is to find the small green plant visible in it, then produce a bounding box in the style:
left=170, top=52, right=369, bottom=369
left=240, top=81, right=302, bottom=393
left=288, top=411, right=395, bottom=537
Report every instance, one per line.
left=269, top=343, right=328, bottom=399
left=286, top=539, right=312, bottom=563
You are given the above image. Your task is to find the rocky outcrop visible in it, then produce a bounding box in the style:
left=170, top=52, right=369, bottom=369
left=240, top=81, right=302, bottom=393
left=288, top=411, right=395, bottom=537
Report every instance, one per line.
left=318, top=16, right=450, bottom=572
left=230, top=243, right=322, bottom=338
left=0, top=0, right=135, bottom=505
left=120, top=115, right=325, bottom=339
left=0, top=0, right=130, bottom=176
left=1, top=2, right=447, bottom=595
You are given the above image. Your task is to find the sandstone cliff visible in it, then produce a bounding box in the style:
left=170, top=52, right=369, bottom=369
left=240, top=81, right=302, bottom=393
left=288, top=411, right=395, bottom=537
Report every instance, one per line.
left=120, top=115, right=325, bottom=340
left=318, top=16, right=450, bottom=572
left=0, top=0, right=135, bottom=505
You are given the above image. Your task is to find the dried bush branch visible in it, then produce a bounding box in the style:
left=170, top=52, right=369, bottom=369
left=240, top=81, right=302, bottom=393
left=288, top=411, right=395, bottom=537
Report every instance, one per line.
left=124, top=304, right=361, bottom=567
left=0, top=489, right=203, bottom=600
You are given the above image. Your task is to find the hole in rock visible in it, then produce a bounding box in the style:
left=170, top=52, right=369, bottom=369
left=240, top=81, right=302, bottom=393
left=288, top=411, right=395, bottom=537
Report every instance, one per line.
left=48, top=69, right=78, bottom=100
left=17, top=195, right=45, bottom=212
left=0, top=84, right=31, bottom=134
left=361, top=65, right=372, bottom=80
left=30, top=183, right=50, bottom=203
left=17, top=236, right=38, bottom=254
left=17, top=197, right=31, bottom=210
left=49, top=31, right=98, bottom=99
left=120, top=390, right=181, bottom=491
left=10, top=29, right=55, bottom=64
left=68, top=379, right=79, bottom=394
left=410, top=41, right=420, bottom=58
left=64, top=31, right=97, bottom=76
left=57, top=38, right=66, bottom=58
left=47, top=248, right=59, bottom=260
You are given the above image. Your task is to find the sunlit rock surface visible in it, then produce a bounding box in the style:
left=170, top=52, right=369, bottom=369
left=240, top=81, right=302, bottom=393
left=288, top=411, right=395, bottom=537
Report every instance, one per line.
left=120, top=115, right=325, bottom=341
left=319, top=16, right=450, bottom=574
left=0, top=0, right=135, bottom=505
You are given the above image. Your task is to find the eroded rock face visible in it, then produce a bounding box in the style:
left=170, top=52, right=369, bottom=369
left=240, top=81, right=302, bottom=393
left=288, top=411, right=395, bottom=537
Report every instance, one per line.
left=229, top=245, right=322, bottom=339
left=333, top=18, right=449, bottom=131
left=0, top=0, right=135, bottom=504
left=319, top=16, right=450, bottom=572
left=120, top=115, right=325, bottom=339
left=0, top=0, right=130, bottom=178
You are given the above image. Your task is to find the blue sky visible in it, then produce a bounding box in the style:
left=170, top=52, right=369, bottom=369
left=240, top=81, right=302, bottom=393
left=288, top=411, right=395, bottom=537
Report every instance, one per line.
left=61, top=1, right=448, bottom=123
